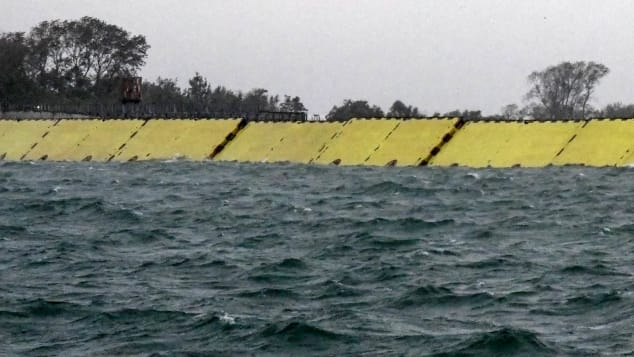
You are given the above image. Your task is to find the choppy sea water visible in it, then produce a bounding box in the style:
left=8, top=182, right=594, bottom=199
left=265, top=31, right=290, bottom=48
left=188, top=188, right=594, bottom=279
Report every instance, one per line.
left=0, top=161, right=632, bottom=356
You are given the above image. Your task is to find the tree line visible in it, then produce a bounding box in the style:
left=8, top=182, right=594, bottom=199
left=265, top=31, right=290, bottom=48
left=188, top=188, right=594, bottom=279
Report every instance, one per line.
left=0, top=17, right=307, bottom=114
left=496, top=61, right=634, bottom=119
left=329, top=61, right=632, bottom=120
left=0, top=17, right=148, bottom=105
left=142, top=74, right=306, bottom=113
left=1, top=16, right=633, bottom=119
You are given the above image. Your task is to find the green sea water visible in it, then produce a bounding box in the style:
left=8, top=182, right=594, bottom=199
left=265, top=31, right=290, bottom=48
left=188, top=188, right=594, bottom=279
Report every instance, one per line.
left=0, top=161, right=632, bottom=356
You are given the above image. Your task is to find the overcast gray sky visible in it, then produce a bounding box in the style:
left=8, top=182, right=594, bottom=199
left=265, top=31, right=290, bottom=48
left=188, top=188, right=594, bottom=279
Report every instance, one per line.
left=2, top=0, right=633, bottom=115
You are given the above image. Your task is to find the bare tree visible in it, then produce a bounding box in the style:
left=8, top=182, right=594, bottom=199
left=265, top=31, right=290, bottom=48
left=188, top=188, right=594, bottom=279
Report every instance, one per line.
left=525, top=61, right=609, bottom=119
left=500, top=104, right=521, bottom=120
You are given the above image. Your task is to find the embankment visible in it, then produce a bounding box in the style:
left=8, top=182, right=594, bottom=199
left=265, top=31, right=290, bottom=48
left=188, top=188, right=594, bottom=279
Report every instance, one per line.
left=0, top=117, right=631, bottom=167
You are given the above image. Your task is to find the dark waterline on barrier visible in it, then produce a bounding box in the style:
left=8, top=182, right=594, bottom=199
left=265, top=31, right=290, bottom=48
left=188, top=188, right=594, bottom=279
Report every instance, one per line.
left=0, top=161, right=632, bottom=356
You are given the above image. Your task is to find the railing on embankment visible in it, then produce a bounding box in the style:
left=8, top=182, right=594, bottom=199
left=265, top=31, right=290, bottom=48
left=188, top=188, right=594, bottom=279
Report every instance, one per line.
left=0, top=116, right=633, bottom=167
left=0, top=103, right=307, bottom=121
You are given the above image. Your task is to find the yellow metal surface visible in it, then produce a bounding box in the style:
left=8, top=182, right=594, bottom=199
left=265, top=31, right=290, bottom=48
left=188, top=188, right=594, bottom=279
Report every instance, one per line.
left=6, top=117, right=634, bottom=167
left=23, top=120, right=99, bottom=161
left=429, top=122, right=506, bottom=167
left=177, top=119, right=242, bottom=160
left=265, top=122, right=344, bottom=163
left=431, top=121, right=581, bottom=167
left=494, top=121, right=581, bottom=167
left=313, top=119, right=400, bottom=165
left=365, top=118, right=458, bottom=166
left=115, top=119, right=241, bottom=161
left=214, top=122, right=297, bottom=162
left=0, top=120, right=57, bottom=160
left=75, top=120, right=145, bottom=161
left=0, top=120, right=18, bottom=140
left=552, top=119, right=634, bottom=166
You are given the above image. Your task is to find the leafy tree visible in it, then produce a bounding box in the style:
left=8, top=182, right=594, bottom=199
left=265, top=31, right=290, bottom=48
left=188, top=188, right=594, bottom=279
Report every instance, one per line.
left=525, top=61, right=609, bottom=119
left=142, top=77, right=185, bottom=105
left=387, top=100, right=421, bottom=117
left=0, top=32, right=35, bottom=105
left=209, top=85, right=242, bottom=112
left=444, top=109, right=482, bottom=120
left=187, top=72, right=211, bottom=108
left=181, top=73, right=307, bottom=114
left=242, top=88, right=277, bottom=112
left=280, top=95, right=307, bottom=112
left=25, top=16, right=149, bottom=102
left=2, top=17, right=310, bottom=115
left=601, top=102, right=634, bottom=118
left=326, top=99, right=384, bottom=121
left=268, top=94, right=280, bottom=111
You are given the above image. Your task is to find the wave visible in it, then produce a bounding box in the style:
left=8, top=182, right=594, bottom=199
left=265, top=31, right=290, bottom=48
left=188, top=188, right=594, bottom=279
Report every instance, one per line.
left=106, top=227, right=176, bottom=245
left=1, top=162, right=633, bottom=355
left=392, top=285, right=494, bottom=308
left=19, top=299, right=87, bottom=318
left=435, top=327, right=558, bottom=356
left=17, top=196, right=143, bottom=224
left=259, top=257, right=309, bottom=271
left=564, top=290, right=622, bottom=307
left=258, top=320, right=358, bottom=351
left=368, top=237, right=421, bottom=248
left=311, top=279, right=365, bottom=300
left=350, top=217, right=456, bottom=234
left=237, top=287, right=299, bottom=299
left=0, top=224, right=28, bottom=235
left=455, top=255, right=534, bottom=269
left=356, top=180, right=433, bottom=195
left=559, top=263, right=630, bottom=276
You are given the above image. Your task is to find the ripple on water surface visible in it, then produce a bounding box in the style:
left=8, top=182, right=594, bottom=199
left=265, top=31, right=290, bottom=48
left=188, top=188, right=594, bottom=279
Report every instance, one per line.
left=0, top=161, right=632, bottom=355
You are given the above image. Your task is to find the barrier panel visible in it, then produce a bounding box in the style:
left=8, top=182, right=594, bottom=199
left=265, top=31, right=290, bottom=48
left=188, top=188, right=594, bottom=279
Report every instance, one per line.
left=431, top=121, right=582, bottom=167
left=0, top=120, right=17, bottom=139
left=114, top=119, right=242, bottom=161
left=313, top=119, right=400, bottom=165
left=5, top=117, right=634, bottom=167
left=365, top=118, right=459, bottom=166
left=552, top=119, right=634, bottom=166
left=267, top=122, right=344, bottom=163
left=0, top=120, right=57, bottom=160
left=78, top=120, right=146, bottom=161
left=23, top=119, right=99, bottom=161
left=213, top=122, right=297, bottom=162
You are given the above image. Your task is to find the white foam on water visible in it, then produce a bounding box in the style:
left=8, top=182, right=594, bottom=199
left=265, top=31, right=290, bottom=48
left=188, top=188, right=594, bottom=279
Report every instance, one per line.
left=219, top=312, right=236, bottom=325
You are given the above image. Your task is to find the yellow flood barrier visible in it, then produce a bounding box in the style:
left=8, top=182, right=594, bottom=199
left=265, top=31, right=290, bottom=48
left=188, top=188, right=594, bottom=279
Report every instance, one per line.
left=76, top=120, right=146, bottom=161
left=365, top=118, right=459, bottom=166
left=0, top=120, right=57, bottom=160
left=115, top=119, right=242, bottom=161
left=552, top=119, right=634, bottom=167
left=214, top=121, right=297, bottom=162
left=313, top=119, right=400, bottom=165
left=23, top=119, right=98, bottom=161
left=0, top=120, right=18, bottom=140
left=431, top=121, right=582, bottom=167
left=23, top=119, right=146, bottom=161
left=266, top=122, right=344, bottom=163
